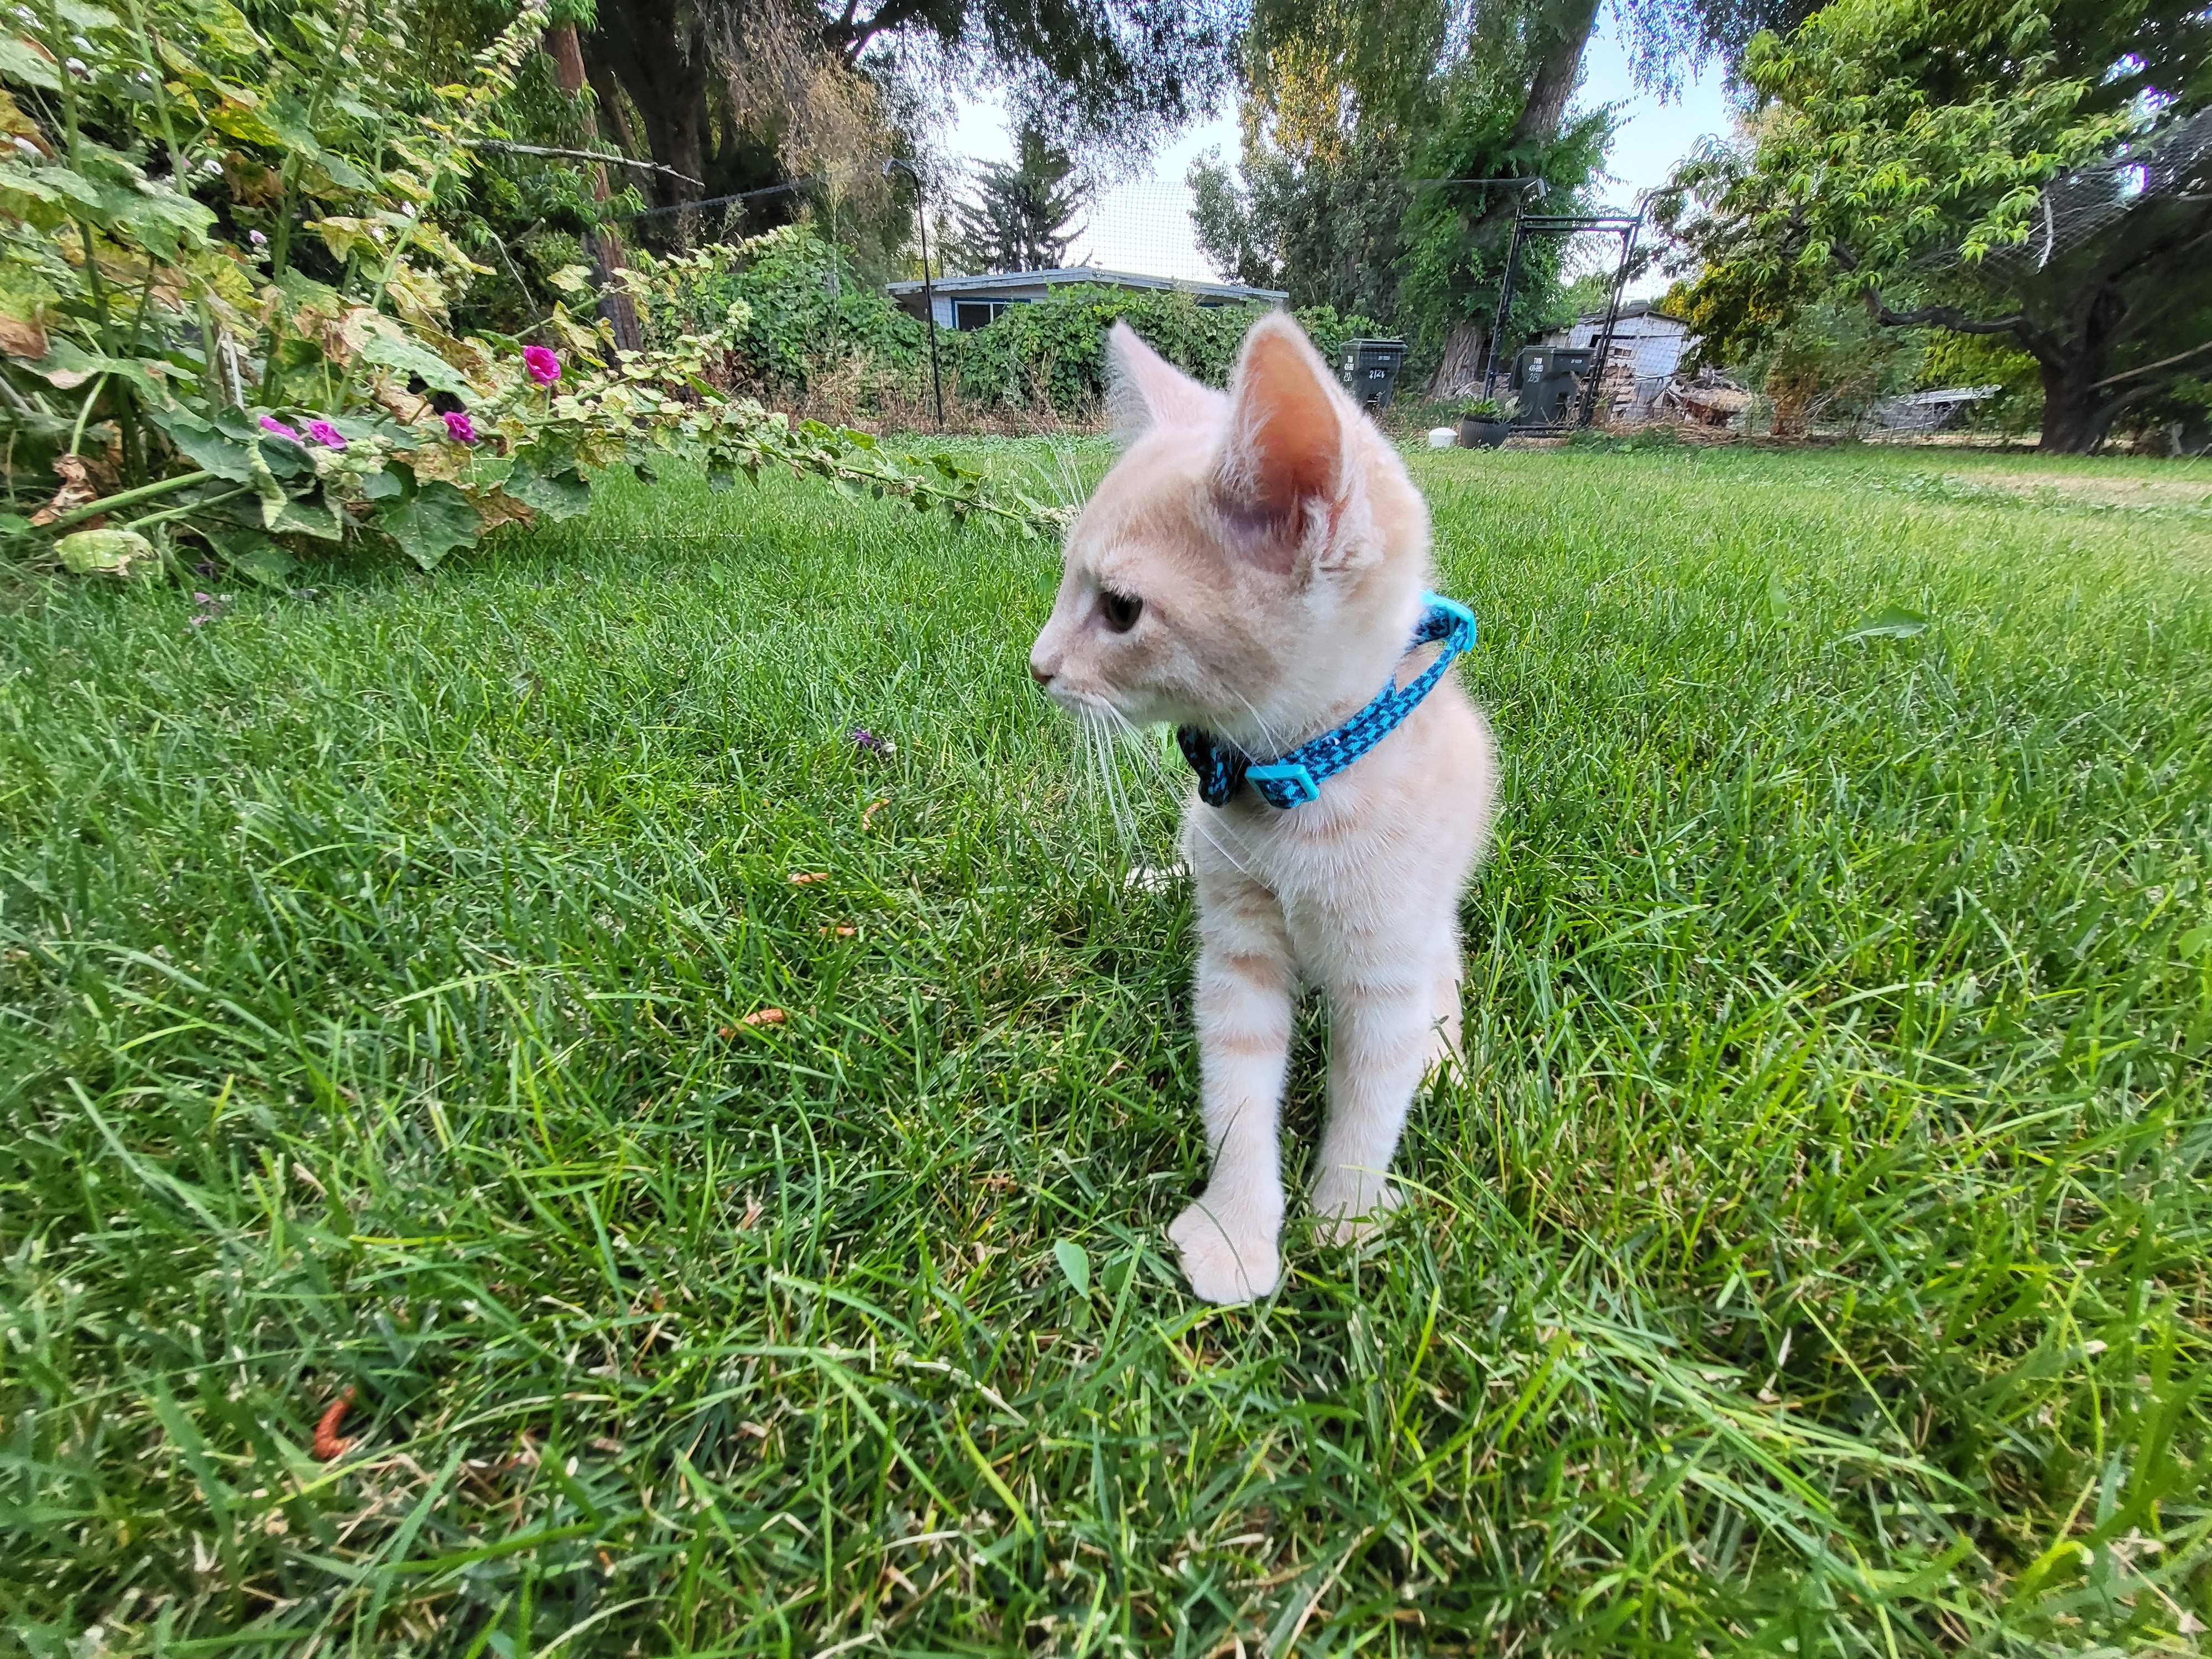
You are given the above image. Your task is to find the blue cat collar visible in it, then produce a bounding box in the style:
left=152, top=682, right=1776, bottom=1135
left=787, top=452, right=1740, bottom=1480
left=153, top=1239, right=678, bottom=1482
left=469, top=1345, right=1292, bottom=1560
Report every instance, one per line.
left=1244, top=761, right=1321, bottom=806
left=1177, top=591, right=1476, bottom=811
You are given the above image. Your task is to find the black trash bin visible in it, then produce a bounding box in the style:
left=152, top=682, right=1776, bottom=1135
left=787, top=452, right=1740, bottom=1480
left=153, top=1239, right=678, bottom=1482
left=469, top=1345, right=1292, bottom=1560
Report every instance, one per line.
left=1339, top=338, right=1408, bottom=411
left=1511, top=345, right=1595, bottom=425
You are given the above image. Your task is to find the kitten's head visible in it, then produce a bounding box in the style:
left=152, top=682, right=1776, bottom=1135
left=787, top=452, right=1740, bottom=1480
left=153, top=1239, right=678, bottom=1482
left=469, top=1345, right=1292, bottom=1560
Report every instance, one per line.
left=1028, top=312, right=1432, bottom=750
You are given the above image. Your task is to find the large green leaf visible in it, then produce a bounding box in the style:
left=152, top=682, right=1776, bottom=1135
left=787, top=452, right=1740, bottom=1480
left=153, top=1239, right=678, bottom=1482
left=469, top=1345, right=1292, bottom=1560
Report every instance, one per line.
left=377, top=482, right=479, bottom=570
left=205, top=529, right=296, bottom=588
left=56, top=528, right=155, bottom=578
left=112, top=181, right=216, bottom=257
left=1841, top=606, right=1931, bottom=641
left=0, top=35, right=61, bottom=90
left=158, top=412, right=258, bottom=483
left=270, top=491, right=343, bottom=541
left=359, top=329, right=474, bottom=398
left=23, top=336, right=166, bottom=396
left=504, top=459, right=591, bottom=520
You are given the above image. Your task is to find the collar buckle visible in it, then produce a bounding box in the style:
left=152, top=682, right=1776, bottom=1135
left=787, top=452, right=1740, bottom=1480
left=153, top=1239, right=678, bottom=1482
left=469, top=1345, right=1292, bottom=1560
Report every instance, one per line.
left=1178, top=591, right=1477, bottom=812
left=1245, top=761, right=1322, bottom=807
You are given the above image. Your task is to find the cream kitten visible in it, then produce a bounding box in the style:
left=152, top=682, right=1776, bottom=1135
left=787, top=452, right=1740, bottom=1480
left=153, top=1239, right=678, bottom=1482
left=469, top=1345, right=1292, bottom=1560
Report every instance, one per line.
left=1028, top=313, right=1498, bottom=1304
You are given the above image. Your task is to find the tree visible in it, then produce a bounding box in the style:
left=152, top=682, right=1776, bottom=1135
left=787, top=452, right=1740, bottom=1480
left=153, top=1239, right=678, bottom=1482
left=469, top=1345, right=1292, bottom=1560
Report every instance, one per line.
left=576, top=0, right=1239, bottom=231
left=1656, top=0, right=2212, bottom=452
left=1187, top=24, right=1416, bottom=323
left=1190, top=0, right=1615, bottom=380
left=1197, top=0, right=1819, bottom=392
left=948, top=127, right=1087, bottom=273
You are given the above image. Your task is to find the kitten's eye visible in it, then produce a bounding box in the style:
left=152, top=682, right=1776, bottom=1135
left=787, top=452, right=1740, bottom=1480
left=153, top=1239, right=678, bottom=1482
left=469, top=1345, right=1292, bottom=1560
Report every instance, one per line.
left=1099, top=589, right=1143, bottom=634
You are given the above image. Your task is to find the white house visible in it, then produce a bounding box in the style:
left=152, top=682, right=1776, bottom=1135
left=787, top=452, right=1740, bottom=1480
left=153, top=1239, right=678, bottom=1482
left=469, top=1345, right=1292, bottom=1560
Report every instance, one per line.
left=885, top=265, right=1288, bottom=332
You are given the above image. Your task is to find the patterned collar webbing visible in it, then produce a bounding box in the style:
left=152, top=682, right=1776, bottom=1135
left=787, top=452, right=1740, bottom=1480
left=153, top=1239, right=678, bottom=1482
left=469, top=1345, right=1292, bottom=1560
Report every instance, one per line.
left=1176, top=591, right=1477, bottom=811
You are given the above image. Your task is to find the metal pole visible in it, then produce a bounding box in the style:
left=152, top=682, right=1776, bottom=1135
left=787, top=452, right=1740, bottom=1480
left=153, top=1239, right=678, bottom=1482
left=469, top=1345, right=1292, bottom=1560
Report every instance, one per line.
left=1480, top=202, right=1527, bottom=403
left=1577, top=214, right=1640, bottom=428
left=885, top=159, right=946, bottom=430
left=917, top=185, right=945, bottom=430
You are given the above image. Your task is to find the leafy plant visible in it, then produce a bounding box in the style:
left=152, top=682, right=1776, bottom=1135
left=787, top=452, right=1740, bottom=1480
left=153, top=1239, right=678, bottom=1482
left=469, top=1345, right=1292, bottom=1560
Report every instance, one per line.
left=615, top=226, right=928, bottom=400
left=0, top=0, right=1055, bottom=585
left=954, top=284, right=1265, bottom=413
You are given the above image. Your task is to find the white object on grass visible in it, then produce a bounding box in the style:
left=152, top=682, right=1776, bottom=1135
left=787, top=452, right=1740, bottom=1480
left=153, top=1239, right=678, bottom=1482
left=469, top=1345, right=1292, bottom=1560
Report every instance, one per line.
left=1426, top=427, right=1456, bottom=449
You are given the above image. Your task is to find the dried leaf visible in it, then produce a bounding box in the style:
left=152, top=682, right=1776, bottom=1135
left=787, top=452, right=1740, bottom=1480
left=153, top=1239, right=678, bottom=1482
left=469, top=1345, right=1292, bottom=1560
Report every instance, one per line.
left=0, top=311, right=48, bottom=359
left=312, top=1385, right=357, bottom=1460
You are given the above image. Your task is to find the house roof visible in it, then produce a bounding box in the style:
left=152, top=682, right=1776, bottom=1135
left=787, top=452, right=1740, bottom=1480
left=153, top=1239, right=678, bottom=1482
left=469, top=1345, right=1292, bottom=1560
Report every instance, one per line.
left=1575, top=299, right=1688, bottom=326
left=885, top=265, right=1288, bottom=305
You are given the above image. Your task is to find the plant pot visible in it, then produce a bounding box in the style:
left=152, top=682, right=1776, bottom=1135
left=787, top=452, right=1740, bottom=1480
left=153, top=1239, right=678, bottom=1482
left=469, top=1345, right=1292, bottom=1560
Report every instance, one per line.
left=1458, top=418, right=1509, bottom=448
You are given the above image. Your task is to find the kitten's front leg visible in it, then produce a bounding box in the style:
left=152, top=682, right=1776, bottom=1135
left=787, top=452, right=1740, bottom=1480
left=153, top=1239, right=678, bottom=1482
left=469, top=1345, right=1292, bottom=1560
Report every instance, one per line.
left=1310, top=948, right=1454, bottom=1245
left=1169, top=877, right=1295, bottom=1304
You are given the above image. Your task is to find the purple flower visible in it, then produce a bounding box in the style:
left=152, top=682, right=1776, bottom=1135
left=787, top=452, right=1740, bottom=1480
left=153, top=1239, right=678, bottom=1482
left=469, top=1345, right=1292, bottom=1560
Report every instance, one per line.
left=248, top=228, right=267, bottom=247
left=305, top=419, right=347, bottom=449
left=259, top=414, right=302, bottom=442
left=441, top=410, right=478, bottom=444
left=849, top=727, right=896, bottom=758
left=523, top=345, right=561, bottom=385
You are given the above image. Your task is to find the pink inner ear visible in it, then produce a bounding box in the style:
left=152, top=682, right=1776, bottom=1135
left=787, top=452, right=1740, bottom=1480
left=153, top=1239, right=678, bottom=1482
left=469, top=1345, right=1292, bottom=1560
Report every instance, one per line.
left=1222, top=324, right=1343, bottom=529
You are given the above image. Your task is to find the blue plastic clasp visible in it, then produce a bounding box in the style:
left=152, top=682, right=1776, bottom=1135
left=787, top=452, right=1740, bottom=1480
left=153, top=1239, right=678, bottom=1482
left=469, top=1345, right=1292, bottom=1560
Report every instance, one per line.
left=1247, top=761, right=1322, bottom=808
left=1420, top=589, right=1478, bottom=644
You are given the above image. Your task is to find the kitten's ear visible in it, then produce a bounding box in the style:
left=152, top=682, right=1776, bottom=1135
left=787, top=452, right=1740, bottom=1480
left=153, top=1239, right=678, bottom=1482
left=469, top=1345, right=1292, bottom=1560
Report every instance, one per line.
left=1108, top=322, right=1223, bottom=435
left=1213, top=312, right=1347, bottom=572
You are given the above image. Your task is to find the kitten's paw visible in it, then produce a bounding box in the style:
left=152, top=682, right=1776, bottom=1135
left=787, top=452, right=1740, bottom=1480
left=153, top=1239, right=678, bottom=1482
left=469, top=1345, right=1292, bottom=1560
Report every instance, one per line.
left=1310, top=1172, right=1402, bottom=1247
left=1168, top=1202, right=1282, bottom=1304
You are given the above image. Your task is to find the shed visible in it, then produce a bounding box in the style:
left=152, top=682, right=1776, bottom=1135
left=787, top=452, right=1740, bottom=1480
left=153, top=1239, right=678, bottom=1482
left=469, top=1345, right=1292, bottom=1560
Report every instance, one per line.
left=886, top=265, right=1290, bottom=332
left=1538, top=300, right=1696, bottom=420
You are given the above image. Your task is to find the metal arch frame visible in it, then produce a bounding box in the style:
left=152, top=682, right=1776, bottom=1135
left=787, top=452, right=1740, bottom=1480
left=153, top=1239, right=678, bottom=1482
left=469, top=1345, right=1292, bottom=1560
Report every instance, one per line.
left=1478, top=204, right=1643, bottom=429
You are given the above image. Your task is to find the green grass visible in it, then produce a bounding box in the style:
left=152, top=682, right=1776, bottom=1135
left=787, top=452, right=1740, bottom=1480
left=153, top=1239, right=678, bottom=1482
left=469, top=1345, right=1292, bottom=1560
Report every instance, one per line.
left=3, top=439, right=2209, bottom=1657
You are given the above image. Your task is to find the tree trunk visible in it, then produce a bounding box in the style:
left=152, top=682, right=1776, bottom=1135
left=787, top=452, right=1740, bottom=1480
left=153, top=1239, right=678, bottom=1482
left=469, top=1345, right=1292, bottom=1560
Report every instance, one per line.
left=1512, top=0, right=1604, bottom=148
left=2030, top=286, right=2126, bottom=452
left=545, top=23, right=643, bottom=352
left=1427, top=320, right=1487, bottom=399
left=2036, top=357, right=2121, bottom=453
left=1444, top=0, right=1604, bottom=377
left=582, top=0, right=712, bottom=241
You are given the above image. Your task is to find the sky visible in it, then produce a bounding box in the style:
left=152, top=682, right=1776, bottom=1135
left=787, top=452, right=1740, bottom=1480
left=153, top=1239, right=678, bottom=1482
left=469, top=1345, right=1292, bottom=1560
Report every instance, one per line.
left=939, top=12, right=1738, bottom=295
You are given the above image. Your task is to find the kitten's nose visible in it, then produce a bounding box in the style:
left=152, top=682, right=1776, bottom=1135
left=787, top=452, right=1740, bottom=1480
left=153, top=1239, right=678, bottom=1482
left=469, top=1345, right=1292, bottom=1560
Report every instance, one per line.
left=1029, top=660, right=1053, bottom=685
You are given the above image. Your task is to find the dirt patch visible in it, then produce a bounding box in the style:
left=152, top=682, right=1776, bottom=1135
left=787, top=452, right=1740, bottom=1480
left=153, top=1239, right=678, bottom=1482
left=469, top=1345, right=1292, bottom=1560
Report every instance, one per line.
left=1949, top=471, right=2212, bottom=509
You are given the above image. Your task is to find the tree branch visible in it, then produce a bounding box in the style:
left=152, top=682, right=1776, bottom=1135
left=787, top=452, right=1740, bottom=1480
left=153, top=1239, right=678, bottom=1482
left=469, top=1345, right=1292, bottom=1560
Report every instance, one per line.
left=463, top=139, right=702, bottom=186
left=1870, top=299, right=2028, bottom=335
left=825, top=0, right=935, bottom=63
left=2090, top=337, right=2212, bottom=392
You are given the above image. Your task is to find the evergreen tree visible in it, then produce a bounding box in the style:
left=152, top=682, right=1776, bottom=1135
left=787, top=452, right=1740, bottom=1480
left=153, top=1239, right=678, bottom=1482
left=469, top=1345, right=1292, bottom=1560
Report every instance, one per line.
left=949, top=128, right=1089, bottom=273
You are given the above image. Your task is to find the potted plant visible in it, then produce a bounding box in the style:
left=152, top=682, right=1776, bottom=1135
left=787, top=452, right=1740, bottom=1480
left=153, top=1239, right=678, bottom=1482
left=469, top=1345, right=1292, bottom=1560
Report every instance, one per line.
left=1458, top=396, right=1515, bottom=448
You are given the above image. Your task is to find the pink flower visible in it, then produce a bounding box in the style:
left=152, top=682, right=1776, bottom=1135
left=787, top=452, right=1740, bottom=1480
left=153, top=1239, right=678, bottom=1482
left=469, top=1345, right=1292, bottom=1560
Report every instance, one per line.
left=441, top=410, right=478, bottom=444
left=259, top=414, right=302, bottom=442
left=305, top=419, right=347, bottom=449
left=522, top=345, right=561, bottom=385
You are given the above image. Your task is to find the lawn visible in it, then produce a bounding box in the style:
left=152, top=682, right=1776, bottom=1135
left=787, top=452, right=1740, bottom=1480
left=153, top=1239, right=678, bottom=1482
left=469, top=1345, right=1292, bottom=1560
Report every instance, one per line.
left=2, top=439, right=2209, bottom=1657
